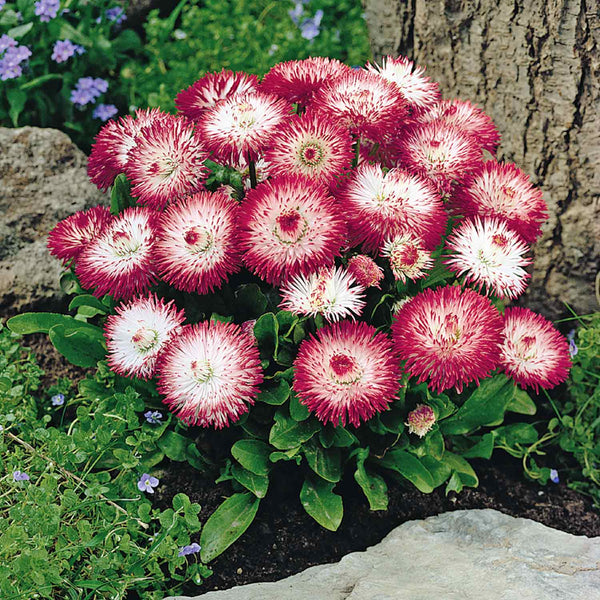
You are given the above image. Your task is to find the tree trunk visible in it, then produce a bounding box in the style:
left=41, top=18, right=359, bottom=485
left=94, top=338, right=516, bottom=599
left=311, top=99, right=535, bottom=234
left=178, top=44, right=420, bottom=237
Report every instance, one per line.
left=363, top=0, right=600, bottom=319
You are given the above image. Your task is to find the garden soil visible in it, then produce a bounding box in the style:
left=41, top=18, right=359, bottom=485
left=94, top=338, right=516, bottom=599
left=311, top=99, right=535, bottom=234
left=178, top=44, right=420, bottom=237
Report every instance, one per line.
left=27, top=335, right=600, bottom=595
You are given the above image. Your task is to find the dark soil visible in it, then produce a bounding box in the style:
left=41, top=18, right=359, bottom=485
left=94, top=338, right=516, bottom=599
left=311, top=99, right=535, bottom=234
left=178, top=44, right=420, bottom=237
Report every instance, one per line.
left=25, top=334, right=600, bottom=595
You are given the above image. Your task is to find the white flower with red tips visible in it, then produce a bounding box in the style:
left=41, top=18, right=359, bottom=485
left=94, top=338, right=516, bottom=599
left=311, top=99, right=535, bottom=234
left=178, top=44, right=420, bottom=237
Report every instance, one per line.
left=338, top=163, right=447, bottom=252
left=175, top=69, right=259, bottom=121
left=293, top=320, right=401, bottom=427
left=264, top=113, right=353, bottom=185
left=76, top=207, right=158, bottom=300
left=104, top=294, right=185, bottom=380
left=154, top=191, right=241, bottom=295
left=312, top=70, right=408, bottom=141
left=238, top=175, right=346, bottom=285
left=260, top=57, right=351, bottom=106
left=157, top=321, right=263, bottom=428
left=382, top=234, right=433, bottom=283
left=279, top=267, right=366, bottom=322
left=452, top=161, right=548, bottom=243
left=445, top=217, right=531, bottom=299
left=347, top=255, right=384, bottom=289
left=125, top=116, right=209, bottom=209
left=395, top=121, right=482, bottom=194
left=406, top=404, right=436, bottom=437
left=499, top=307, right=571, bottom=392
left=367, top=55, right=440, bottom=113
left=417, top=99, right=500, bottom=154
left=198, top=91, right=292, bottom=164
left=47, top=205, right=112, bottom=265
left=391, top=286, right=503, bottom=393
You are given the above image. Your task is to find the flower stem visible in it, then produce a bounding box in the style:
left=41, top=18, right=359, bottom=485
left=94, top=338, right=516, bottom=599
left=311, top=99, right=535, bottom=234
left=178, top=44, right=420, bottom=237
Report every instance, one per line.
left=248, top=153, right=257, bottom=188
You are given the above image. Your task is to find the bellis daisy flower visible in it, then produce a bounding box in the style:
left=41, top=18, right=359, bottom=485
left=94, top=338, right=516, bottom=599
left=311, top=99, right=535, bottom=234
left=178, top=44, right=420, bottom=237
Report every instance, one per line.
left=445, top=217, right=532, bottom=299
left=175, top=69, right=259, bottom=121
left=279, top=267, right=366, bottom=322
left=104, top=294, right=185, bottom=380
left=499, top=307, right=571, bottom=392
left=76, top=207, right=158, bottom=300
left=238, top=175, right=346, bottom=285
left=199, top=91, right=291, bottom=164
left=157, top=321, right=263, bottom=429
left=154, top=191, right=241, bottom=295
left=452, top=161, right=549, bottom=243
left=367, top=55, right=440, bottom=113
left=406, top=404, right=436, bottom=437
left=47, top=205, right=112, bottom=265
left=293, top=320, right=401, bottom=427
left=264, top=113, right=353, bottom=185
left=260, top=57, right=351, bottom=106
left=337, top=163, right=447, bottom=252
left=391, top=286, right=503, bottom=393
left=125, top=116, right=209, bottom=209
left=381, top=234, right=434, bottom=283
left=346, top=255, right=384, bottom=289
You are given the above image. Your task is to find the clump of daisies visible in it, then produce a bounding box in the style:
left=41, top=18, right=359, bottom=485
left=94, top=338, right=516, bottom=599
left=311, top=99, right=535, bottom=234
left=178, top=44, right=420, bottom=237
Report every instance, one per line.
left=39, top=56, right=571, bottom=536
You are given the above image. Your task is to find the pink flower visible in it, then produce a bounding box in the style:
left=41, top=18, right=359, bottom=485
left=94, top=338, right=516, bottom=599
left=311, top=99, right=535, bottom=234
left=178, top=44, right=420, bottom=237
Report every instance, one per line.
left=175, top=69, right=259, bottom=121
left=311, top=70, right=408, bottom=141
left=445, top=217, right=531, bottom=299
left=337, top=163, right=447, bottom=252
left=417, top=99, right=500, bottom=154
left=452, top=161, right=548, bottom=243
left=367, top=55, right=440, bottom=113
left=406, top=404, right=436, bottom=437
left=394, top=121, right=482, bottom=195
left=238, top=175, right=346, bottom=285
left=157, top=321, right=263, bottom=428
left=347, top=255, right=384, bottom=289
left=154, top=191, right=241, bottom=295
left=76, top=207, right=158, bottom=300
left=47, top=205, right=112, bottom=264
left=198, top=91, right=292, bottom=164
left=260, top=57, right=351, bottom=106
left=104, top=294, right=185, bottom=380
left=293, top=320, right=401, bottom=427
left=264, top=113, right=353, bottom=185
left=381, top=234, right=433, bottom=283
left=499, top=307, right=571, bottom=392
left=125, top=116, right=209, bottom=210
left=391, top=286, right=503, bottom=393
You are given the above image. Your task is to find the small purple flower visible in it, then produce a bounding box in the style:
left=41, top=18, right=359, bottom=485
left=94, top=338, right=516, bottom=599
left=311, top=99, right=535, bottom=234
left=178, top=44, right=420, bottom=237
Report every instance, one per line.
left=51, top=393, right=65, bottom=406
left=137, top=473, right=159, bottom=494
left=93, top=103, right=118, bottom=121
left=0, top=34, right=16, bottom=53
left=300, top=10, right=324, bottom=41
left=0, top=0, right=6, bottom=10
left=70, top=77, right=108, bottom=107
left=288, top=1, right=305, bottom=25
left=51, top=39, right=85, bottom=63
left=105, top=6, right=126, bottom=25
left=178, top=542, right=201, bottom=557
left=567, top=329, right=578, bottom=358
left=0, top=45, right=31, bottom=81
left=549, top=469, right=559, bottom=484
left=13, top=470, right=30, bottom=482
left=144, top=410, right=163, bottom=425
left=34, top=0, right=60, bottom=22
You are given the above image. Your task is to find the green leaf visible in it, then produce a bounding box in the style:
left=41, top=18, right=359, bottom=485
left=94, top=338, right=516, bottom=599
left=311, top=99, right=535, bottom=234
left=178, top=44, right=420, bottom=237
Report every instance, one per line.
left=112, top=29, right=142, bottom=52
left=319, top=425, right=358, bottom=448
left=200, top=493, right=260, bottom=562
left=157, top=431, right=189, bottom=462
left=303, top=439, right=342, bottom=483
left=7, top=88, right=26, bottom=127
left=7, top=312, right=94, bottom=335
left=269, top=410, right=320, bottom=450
left=443, top=452, right=478, bottom=494
left=354, top=451, right=388, bottom=510
left=254, top=312, right=279, bottom=360
left=20, top=73, right=63, bottom=90
left=68, top=294, right=110, bottom=315
left=257, top=379, right=290, bottom=405
left=234, top=284, right=268, bottom=319
left=459, top=432, right=495, bottom=459
left=7, top=22, right=33, bottom=38
left=289, top=391, right=310, bottom=421
left=506, top=387, right=537, bottom=415
left=492, top=423, right=539, bottom=446
left=419, top=456, right=452, bottom=488
left=269, top=446, right=302, bottom=464
left=439, top=374, right=515, bottom=435
left=110, top=174, right=132, bottom=215
left=231, top=463, right=269, bottom=498
left=300, top=476, right=343, bottom=531
left=48, top=323, right=105, bottom=368
left=378, top=449, right=435, bottom=493
left=58, top=21, right=92, bottom=46
left=60, top=271, right=84, bottom=295
left=231, top=439, right=271, bottom=475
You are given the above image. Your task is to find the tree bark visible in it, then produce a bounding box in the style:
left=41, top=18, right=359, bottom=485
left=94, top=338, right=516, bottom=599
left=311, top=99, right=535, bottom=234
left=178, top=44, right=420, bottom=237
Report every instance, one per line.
left=363, top=0, right=600, bottom=319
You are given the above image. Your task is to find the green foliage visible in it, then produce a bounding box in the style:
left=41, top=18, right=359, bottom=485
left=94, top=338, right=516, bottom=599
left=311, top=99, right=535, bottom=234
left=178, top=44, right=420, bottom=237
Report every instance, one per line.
left=125, top=0, right=372, bottom=112
left=0, top=324, right=210, bottom=598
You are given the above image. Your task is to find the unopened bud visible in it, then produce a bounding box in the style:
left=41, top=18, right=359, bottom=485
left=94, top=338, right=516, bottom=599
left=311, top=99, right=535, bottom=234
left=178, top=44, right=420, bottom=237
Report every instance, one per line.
left=406, top=404, right=435, bottom=437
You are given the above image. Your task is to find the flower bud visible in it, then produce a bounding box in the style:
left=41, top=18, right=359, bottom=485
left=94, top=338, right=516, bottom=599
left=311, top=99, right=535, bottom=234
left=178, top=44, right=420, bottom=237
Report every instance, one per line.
left=406, top=404, right=435, bottom=437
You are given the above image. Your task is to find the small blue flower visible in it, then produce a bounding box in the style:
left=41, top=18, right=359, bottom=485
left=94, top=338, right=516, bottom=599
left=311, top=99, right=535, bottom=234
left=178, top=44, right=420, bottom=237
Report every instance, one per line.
left=549, top=468, right=559, bottom=484
left=0, top=1, right=6, bottom=10
left=0, top=34, right=16, bottom=53
left=137, top=473, right=159, bottom=494
left=105, top=6, right=126, bottom=25
left=300, top=9, right=324, bottom=41
left=51, top=393, right=65, bottom=406
left=288, top=2, right=304, bottom=25
left=93, top=103, right=118, bottom=121
left=567, top=329, right=578, bottom=358
left=34, top=0, right=60, bottom=22
left=51, top=39, right=85, bottom=63
left=13, top=470, right=30, bottom=481
left=144, top=410, right=163, bottom=425
left=178, top=542, right=201, bottom=557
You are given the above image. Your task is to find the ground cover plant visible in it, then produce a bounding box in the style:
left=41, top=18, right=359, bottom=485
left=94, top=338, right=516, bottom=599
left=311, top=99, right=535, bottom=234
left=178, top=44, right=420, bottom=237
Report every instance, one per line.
left=6, top=54, right=575, bottom=588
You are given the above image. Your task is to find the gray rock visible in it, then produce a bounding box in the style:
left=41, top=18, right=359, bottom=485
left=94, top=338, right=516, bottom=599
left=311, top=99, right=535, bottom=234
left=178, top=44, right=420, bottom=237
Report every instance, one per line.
left=0, top=127, right=106, bottom=315
left=170, top=509, right=600, bottom=600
